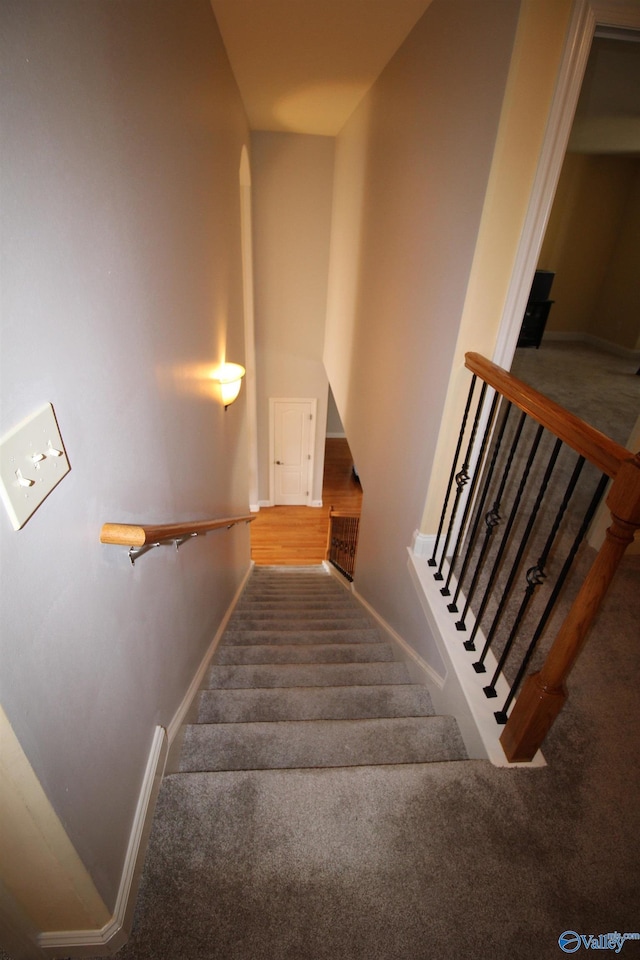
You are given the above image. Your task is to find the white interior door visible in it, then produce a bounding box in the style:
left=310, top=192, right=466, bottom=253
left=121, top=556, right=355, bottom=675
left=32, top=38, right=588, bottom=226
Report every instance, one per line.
left=270, top=399, right=316, bottom=505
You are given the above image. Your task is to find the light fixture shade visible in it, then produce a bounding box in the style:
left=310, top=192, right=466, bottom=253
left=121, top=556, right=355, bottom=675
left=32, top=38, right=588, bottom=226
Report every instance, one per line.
left=213, top=362, right=246, bottom=408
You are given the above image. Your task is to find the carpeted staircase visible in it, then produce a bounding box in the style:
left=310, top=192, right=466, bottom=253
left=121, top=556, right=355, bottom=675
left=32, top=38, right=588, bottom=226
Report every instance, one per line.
left=112, top=559, right=640, bottom=960
left=178, top=565, right=467, bottom=773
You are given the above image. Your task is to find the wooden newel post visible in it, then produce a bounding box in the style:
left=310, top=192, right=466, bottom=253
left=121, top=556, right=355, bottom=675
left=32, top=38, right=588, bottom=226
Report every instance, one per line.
left=501, top=453, right=640, bottom=762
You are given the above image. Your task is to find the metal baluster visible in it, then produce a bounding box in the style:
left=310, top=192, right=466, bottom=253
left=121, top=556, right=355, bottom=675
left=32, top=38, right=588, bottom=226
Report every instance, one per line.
left=479, top=437, right=564, bottom=694
left=329, top=514, right=359, bottom=581
left=457, top=406, right=525, bottom=637
left=434, top=381, right=488, bottom=582
left=465, top=422, right=544, bottom=656
left=447, top=396, right=511, bottom=615
left=460, top=411, right=529, bottom=648
left=429, top=375, right=477, bottom=568
left=494, top=469, right=608, bottom=724
left=472, top=426, right=552, bottom=674
left=441, top=390, right=500, bottom=598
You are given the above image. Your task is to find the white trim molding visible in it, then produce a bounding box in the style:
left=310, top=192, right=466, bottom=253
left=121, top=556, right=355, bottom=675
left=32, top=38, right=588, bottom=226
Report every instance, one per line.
left=494, top=0, right=640, bottom=371
left=411, top=530, right=435, bottom=560
left=323, top=559, right=444, bottom=688
left=349, top=577, right=445, bottom=691
left=407, top=543, right=545, bottom=768
left=39, top=726, right=167, bottom=958
left=38, top=563, right=255, bottom=957
left=167, top=561, right=254, bottom=745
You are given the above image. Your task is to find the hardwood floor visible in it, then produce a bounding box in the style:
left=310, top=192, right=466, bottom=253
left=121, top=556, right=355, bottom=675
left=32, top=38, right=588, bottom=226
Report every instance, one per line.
left=250, top=438, right=362, bottom=566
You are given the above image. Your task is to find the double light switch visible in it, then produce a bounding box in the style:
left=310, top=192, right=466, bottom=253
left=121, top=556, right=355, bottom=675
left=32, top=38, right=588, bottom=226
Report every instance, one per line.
left=0, top=403, right=70, bottom=530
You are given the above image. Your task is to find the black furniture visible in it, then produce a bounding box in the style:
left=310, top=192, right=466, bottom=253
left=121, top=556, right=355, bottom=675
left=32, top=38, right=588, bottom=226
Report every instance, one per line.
left=518, top=269, right=554, bottom=349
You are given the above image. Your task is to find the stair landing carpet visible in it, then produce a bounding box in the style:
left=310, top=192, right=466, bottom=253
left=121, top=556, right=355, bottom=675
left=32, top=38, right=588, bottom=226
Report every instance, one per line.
left=109, top=561, right=640, bottom=960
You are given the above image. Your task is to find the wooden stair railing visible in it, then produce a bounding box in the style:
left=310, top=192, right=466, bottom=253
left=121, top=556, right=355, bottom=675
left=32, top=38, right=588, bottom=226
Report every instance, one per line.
left=464, top=353, right=629, bottom=477
left=463, top=353, right=640, bottom=762
left=501, top=450, right=640, bottom=761
left=326, top=507, right=360, bottom=582
left=101, top=514, right=255, bottom=565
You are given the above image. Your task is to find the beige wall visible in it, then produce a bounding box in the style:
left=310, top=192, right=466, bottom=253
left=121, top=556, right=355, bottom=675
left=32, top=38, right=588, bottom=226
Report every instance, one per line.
left=540, top=153, right=640, bottom=349
left=421, top=0, right=573, bottom=532
left=0, top=0, right=249, bottom=930
left=324, top=0, right=522, bottom=671
left=591, top=160, right=640, bottom=350
left=251, top=132, right=335, bottom=503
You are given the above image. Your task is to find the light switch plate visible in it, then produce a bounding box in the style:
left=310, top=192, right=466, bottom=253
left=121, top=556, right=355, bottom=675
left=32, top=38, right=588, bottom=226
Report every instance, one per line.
left=0, top=403, right=70, bottom=530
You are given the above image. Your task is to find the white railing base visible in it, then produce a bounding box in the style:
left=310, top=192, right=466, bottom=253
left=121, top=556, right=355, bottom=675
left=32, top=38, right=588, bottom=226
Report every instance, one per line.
left=409, top=535, right=545, bottom=768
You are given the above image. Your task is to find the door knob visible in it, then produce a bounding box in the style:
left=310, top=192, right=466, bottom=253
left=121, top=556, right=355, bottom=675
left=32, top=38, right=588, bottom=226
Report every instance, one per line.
left=275, top=460, right=283, bottom=465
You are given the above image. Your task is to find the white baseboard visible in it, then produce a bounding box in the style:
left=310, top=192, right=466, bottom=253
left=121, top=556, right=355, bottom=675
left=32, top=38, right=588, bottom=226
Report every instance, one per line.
left=39, top=725, right=168, bottom=958
left=167, top=562, right=254, bottom=745
left=541, top=331, right=584, bottom=342
left=249, top=503, right=260, bottom=513
left=37, top=564, right=255, bottom=958
left=257, top=499, right=323, bottom=508
left=326, top=432, right=346, bottom=439
left=323, top=557, right=445, bottom=690
left=349, top=581, right=446, bottom=691
left=542, top=330, right=640, bottom=360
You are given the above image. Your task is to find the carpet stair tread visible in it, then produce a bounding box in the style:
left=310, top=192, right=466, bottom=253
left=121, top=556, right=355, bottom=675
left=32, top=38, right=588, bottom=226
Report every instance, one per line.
left=204, top=661, right=411, bottom=689
left=229, top=606, right=371, bottom=630
left=234, top=606, right=355, bottom=618
left=235, top=598, right=354, bottom=611
left=178, top=715, right=467, bottom=771
left=244, top=582, right=345, bottom=594
left=196, top=684, right=435, bottom=723
left=177, top=566, right=469, bottom=777
left=214, top=641, right=396, bottom=665
left=227, top=617, right=372, bottom=632
left=222, top=627, right=382, bottom=645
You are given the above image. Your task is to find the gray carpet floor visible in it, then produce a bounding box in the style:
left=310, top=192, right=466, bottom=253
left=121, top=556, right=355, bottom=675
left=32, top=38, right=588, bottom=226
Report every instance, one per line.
left=511, top=340, right=639, bottom=447
left=107, top=553, right=639, bottom=960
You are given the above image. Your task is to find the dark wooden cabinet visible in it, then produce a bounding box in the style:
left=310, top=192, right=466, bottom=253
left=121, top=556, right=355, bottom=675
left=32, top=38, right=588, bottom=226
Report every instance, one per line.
left=518, top=299, right=553, bottom=349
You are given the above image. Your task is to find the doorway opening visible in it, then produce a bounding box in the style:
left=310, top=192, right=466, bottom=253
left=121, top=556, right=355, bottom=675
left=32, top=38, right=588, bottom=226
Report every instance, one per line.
left=510, top=30, right=640, bottom=448
left=251, top=435, right=362, bottom=566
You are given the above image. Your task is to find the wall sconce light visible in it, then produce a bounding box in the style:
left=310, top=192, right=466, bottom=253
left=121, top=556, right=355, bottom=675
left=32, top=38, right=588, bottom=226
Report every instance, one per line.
left=212, top=362, right=245, bottom=410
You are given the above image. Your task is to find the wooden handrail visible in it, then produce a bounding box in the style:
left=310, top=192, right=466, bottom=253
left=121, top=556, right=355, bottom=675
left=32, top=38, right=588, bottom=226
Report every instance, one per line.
left=500, top=451, right=640, bottom=761
left=453, top=353, right=640, bottom=762
left=465, top=352, right=630, bottom=478
left=100, top=515, right=255, bottom=548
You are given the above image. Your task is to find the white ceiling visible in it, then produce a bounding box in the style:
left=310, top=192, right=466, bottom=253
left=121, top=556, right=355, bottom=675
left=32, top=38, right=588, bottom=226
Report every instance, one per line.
left=209, top=0, right=433, bottom=136
left=209, top=4, right=640, bottom=150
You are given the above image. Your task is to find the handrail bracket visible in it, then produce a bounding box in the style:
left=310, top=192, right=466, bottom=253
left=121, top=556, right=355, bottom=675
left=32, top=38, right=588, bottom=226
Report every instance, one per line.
left=128, top=532, right=201, bottom=565
left=102, top=514, right=255, bottom=566
left=128, top=542, right=162, bottom=566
